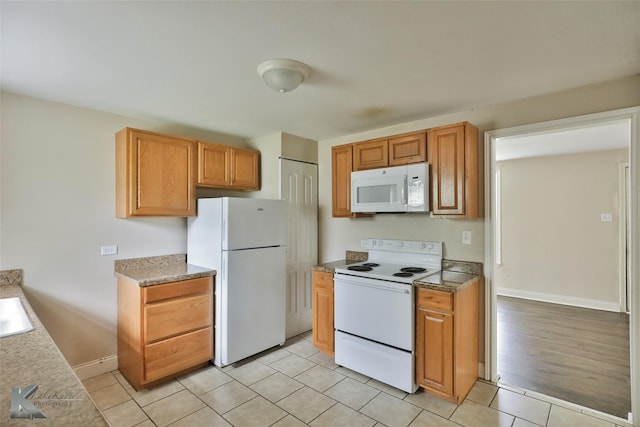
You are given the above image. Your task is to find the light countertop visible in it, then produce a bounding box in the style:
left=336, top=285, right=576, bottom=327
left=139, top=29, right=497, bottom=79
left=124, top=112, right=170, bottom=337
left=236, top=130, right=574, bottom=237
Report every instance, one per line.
left=114, top=254, right=215, bottom=287
left=0, top=270, right=108, bottom=426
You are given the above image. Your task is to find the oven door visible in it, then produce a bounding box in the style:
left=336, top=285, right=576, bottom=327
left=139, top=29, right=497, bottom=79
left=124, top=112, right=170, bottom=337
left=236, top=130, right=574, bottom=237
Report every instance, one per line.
left=334, top=274, right=414, bottom=351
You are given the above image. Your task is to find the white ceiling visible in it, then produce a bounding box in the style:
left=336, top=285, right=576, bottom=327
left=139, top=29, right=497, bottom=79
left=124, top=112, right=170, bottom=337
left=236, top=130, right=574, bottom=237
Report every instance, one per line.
left=1, top=1, right=639, bottom=142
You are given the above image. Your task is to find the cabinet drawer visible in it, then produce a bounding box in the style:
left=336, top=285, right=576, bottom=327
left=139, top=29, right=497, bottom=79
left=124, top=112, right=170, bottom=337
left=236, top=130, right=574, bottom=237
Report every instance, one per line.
left=312, top=271, right=333, bottom=288
left=144, top=327, right=212, bottom=382
left=417, top=288, right=453, bottom=312
left=144, top=277, right=212, bottom=303
left=145, top=293, right=212, bottom=342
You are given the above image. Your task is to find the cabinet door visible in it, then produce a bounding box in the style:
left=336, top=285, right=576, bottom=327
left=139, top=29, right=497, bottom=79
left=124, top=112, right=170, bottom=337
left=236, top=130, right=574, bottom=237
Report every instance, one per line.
left=116, top=128, right=196, bottom=217
left=198, top=141, right=231, bottom=187
left=332, top=144, right=354, bottom=217
left=428, top=122, right=478, bottom=217
left=389, top=132, right=426, bottom=166
left=416, top=307, right=453, bottom=396
left=231, top=148, right=260, bottom=190
left=353, top=139, right=388, bottom=170
left=312, top=271, right=334, bottom=355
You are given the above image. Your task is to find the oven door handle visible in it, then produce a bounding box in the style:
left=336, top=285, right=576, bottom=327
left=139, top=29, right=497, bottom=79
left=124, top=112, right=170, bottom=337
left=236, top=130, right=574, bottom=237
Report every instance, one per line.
left=339, top=280, right=411, bottom=294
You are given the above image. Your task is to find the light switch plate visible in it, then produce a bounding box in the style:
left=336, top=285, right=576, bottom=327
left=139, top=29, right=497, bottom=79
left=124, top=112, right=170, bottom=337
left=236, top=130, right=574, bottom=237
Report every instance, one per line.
left=462, top=231, right=472, bottom=245
left=101, top=245, right=118, bottom=256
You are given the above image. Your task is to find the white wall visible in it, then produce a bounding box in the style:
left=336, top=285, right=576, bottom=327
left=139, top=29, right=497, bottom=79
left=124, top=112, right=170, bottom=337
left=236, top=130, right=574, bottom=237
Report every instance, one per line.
left=317, top=75, right=640, bottom=264
left=0, top=92, right=246, bottom=366
left=495, top=148, right=629, bottom=310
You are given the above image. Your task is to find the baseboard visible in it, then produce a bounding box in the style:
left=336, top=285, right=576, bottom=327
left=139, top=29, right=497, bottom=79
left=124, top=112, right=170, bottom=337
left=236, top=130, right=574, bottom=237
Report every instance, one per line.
left=497, top=288, right=621, bottom=312
left=72, top=355, right=118, bottom=380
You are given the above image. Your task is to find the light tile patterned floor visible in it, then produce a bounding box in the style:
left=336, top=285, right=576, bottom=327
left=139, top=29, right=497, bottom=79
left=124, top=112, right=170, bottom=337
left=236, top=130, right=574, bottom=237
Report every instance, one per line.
left=83, top=332, right=631, bottom=427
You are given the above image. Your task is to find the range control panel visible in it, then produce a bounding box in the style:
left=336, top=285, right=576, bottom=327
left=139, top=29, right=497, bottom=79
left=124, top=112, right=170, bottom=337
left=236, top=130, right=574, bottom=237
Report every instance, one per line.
left=360, top=239, right=442, bottom=255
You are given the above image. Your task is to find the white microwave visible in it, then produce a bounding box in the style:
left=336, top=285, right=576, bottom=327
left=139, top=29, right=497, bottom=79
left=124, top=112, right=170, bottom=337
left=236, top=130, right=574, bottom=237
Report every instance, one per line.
left=351, top=162, right=430, bottom=213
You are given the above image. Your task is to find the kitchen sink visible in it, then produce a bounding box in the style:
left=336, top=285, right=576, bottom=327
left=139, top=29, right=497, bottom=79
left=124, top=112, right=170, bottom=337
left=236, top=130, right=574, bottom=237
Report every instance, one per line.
left=0, top=297, right=34, bottom=338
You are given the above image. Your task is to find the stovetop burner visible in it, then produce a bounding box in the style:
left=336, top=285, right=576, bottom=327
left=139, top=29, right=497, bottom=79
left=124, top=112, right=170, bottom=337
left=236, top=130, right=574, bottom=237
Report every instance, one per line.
left=347, top=265, right=373, bottom=272
left=363, top=263, right=380, bottom=267
left=393, top=272, right=414, bottom=277
left=400, top=267, right=427, bottom=273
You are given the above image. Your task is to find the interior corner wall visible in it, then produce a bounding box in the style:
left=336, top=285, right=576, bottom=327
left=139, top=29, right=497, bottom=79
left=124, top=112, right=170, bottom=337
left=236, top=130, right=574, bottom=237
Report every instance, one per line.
left=0, top=92, right=245, bottom=366
left=495, top=148, right=629, bottom=310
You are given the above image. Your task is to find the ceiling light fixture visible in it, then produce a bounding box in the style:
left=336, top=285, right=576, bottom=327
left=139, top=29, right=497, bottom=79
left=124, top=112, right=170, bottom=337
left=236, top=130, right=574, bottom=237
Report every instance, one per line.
left=257, top=59, right=311, bottom=93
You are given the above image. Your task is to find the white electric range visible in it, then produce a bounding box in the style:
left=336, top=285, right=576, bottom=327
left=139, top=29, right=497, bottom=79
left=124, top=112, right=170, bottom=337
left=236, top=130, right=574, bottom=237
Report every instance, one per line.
left=333, top=239, right=443, bottom=393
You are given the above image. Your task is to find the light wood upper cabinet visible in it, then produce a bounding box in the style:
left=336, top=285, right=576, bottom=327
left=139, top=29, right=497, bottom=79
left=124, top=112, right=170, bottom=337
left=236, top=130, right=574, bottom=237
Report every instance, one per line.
left=118, top=276, right=213, bottom=390
left=415, top=280, right=479, bottom=404
left=428, top=122, right=479, bottom=218
left=197, top=141, right=259, bottom=190
left=332, top=144, right=355, bottom=217
left=353, top=139, right=388, bottom=170
left=116, top=128, right=196, bottom=218
left=312, top=270, right=334, bottom=356
left=389, top=132, right=427, bottom=166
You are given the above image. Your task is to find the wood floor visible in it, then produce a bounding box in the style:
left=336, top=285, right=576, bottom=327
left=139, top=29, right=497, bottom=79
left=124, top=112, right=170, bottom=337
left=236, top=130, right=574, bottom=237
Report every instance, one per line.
left=497, top=295, right=631, bottom=419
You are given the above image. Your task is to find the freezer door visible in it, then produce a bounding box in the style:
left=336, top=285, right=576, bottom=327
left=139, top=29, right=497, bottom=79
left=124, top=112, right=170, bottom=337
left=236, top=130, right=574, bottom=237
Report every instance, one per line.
left=222, top=198, right=287, bottom=250
left=217, top=246, right=286, bottom=366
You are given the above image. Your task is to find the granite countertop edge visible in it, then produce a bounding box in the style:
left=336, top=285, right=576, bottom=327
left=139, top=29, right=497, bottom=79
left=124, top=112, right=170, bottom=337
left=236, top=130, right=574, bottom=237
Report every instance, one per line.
left=114, top=254, right=216, bottom=287
left=0, top=277, right=108, bottom=426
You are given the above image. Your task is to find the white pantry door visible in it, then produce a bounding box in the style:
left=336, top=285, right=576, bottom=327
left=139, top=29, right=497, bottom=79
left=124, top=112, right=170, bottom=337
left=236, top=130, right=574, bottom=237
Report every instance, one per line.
left=280, top=158, right=318, bottom=338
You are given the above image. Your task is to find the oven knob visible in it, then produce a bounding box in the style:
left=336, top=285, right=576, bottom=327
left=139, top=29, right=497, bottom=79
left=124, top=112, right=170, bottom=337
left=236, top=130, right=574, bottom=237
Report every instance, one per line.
left=396, top=241, right=403, bottom=248
left=426, top=242, right=435, bottom=250
left=377, top=240, right=383, bottom=246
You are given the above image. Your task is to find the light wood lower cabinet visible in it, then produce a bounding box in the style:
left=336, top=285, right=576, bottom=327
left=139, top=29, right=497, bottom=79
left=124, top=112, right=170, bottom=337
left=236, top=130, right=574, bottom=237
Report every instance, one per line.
left=118, top=276, right=213, bottom=390
left=415, top=280, right=478, bottom=403
left=312, top=271, right=334, bottom=355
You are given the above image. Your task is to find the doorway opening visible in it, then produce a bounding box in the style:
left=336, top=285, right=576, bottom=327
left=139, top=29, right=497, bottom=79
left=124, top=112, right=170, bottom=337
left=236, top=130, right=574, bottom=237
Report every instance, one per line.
left=484, top=108, right=639, bottom=424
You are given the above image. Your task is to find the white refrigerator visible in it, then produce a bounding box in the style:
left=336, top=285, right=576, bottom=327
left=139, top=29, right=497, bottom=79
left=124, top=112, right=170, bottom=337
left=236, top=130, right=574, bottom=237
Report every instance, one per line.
left=187, top=197, right=287, bottom=367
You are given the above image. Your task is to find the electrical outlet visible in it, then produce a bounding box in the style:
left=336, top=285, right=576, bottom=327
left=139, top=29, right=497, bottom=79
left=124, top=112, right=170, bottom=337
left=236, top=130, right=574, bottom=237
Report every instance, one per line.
left=101, top=245, right=118, bottom=256
left=600, top=213, right=613, bottom=222
left=462, top=231, right=472, bottom=245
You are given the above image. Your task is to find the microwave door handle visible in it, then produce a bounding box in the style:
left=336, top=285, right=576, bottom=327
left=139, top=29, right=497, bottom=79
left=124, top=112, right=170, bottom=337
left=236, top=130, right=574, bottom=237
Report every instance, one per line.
left=401, top=177, right=407, bottom=203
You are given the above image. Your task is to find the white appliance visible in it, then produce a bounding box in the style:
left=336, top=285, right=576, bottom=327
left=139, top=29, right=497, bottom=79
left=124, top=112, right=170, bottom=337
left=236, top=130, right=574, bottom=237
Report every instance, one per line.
left=187, top=197, right=287, bottom=367
left=350, top=162, right=429, bottom=213
left=334, top=238, right=443, bottom=393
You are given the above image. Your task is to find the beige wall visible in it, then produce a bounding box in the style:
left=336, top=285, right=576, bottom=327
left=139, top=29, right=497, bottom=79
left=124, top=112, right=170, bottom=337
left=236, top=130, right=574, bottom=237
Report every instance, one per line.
left=496, top=148, right=629, bottom=310
left=0, top=92, right=247, bottom=366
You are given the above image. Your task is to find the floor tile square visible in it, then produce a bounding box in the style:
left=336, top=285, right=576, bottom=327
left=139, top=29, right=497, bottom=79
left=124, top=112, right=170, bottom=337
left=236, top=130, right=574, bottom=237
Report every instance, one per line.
left=113, top=370, right=134, bottom=390
left=324, top=377, right=379, bottom=410
left=83, top=372, right=118, bottom=392
left=547, top=405, right=616, bottom=427
left=513, top=418, right=543, bottom=427
left=366, top=379, right=408, bottom=399
left=178, top=365, right=233, bottom=395
left=254, top=347, right=292, bottom=365
left=490, top=388, right=551, bottom=426
left=251, top=372, right=304, bottom=403
left=269, top=353, right=316, bottom=377
left=284, top=338, right=319, bottom=358
left=223, top=396, right=288, bottom=427
left=102, top=399, right=148, bottom=427
left=127, top=380, right=185, bottom=407
left=450, top=399, right=515, bottom=427
left=308, top=351, right=339, bottom=369
left=168, top=406, right=232, bottom=427
left=144, top=389, right=205, bottom=427
left=277, top=386, right=336, bottom=423
left=310, top=402, right=376, bottom=427
left=226, top=360, right=277, bottom=386
left=200, top=380, right=257, bottom=414
left=294, top=364, right=345, bottom=392
left=334, top=366, right=371, bottom=383
left=359, top=392, right=421, bottom=427
left=466, top=380, right=498, bottom=406
left=408, top=410, right=462, bottom=427
left=403, top=388, right=457, bottom=418
left=271, top=414, right=309, bottom=427
left=90, top=382, right=131, bottom=410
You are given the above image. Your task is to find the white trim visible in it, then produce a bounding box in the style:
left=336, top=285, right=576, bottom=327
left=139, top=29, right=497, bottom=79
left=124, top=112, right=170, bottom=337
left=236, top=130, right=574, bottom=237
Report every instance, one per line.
left=621, top=162, right=630, bottom=313
left=72, top=355, right=118, bottom=380
left=485, top=106, right=640, bottom=423
left=497, top=288, right=621, bottom=313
